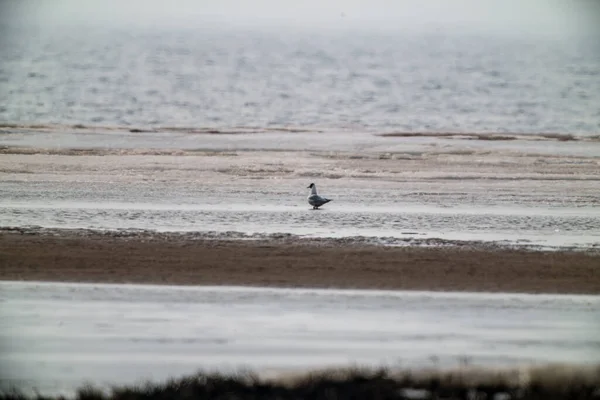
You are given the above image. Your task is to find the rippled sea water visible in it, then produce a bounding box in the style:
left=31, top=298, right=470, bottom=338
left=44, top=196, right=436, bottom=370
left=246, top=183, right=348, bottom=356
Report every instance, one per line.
left=1, top=18, right=599, bottom=249
left=1, top=23, right=599, bottom=133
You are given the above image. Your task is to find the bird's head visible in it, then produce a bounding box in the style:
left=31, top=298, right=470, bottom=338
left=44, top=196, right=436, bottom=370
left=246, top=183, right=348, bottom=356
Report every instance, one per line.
left=307, top=183, right=315, bottom=189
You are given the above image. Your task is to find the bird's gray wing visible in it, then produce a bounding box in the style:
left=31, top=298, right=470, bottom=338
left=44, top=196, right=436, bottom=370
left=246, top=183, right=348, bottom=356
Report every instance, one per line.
left=309, top=194, right=331, bottom=205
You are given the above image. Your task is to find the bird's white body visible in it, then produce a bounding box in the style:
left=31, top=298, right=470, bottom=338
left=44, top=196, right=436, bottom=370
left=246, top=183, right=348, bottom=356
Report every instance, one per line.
left=307, top=183, right=331, bottom=209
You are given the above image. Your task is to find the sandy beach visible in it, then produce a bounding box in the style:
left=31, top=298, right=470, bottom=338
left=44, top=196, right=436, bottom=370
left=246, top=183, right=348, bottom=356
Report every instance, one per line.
left=1, top=228, right=598, bottom=294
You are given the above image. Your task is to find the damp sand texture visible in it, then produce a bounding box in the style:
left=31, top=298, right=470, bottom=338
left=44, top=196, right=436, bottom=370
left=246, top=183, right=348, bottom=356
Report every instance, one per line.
left=1, top=229, right=599, bottom=294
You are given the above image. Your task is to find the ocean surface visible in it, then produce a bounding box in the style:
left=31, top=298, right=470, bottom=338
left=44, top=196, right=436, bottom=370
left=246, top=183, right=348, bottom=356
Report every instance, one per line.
left=2, top=282, right=599, bottom=396
left=1, top=23, right=599, bottom=133
left=1, top=21, right=599, bottom=247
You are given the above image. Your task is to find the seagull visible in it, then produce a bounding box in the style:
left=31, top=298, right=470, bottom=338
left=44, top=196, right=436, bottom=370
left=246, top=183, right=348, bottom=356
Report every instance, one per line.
left=307, top=183, right=332, bottom=210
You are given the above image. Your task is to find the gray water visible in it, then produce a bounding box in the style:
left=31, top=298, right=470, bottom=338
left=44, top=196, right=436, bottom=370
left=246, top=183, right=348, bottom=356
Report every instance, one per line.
left=2, top=22, right=599, bottom=133
left=1, top=11, right=600, bottom=249
left=2, top=282, right=599, bottom=396
left=2, top=199, right=599, bottom=248
left=1, top=145, right=599, bottom=249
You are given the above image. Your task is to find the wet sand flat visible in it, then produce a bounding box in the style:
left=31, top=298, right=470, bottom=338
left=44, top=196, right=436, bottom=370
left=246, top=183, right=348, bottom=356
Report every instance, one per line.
left=1, top=229, right=598, bottom=294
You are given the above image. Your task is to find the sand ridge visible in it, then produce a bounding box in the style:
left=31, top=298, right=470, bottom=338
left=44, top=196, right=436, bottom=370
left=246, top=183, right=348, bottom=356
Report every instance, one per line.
left=1, top=228, right=598, bottom=294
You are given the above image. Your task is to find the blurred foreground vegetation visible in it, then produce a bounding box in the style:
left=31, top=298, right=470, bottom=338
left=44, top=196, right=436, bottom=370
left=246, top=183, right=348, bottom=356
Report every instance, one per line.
left=2, top=365, right=599, bottom=400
